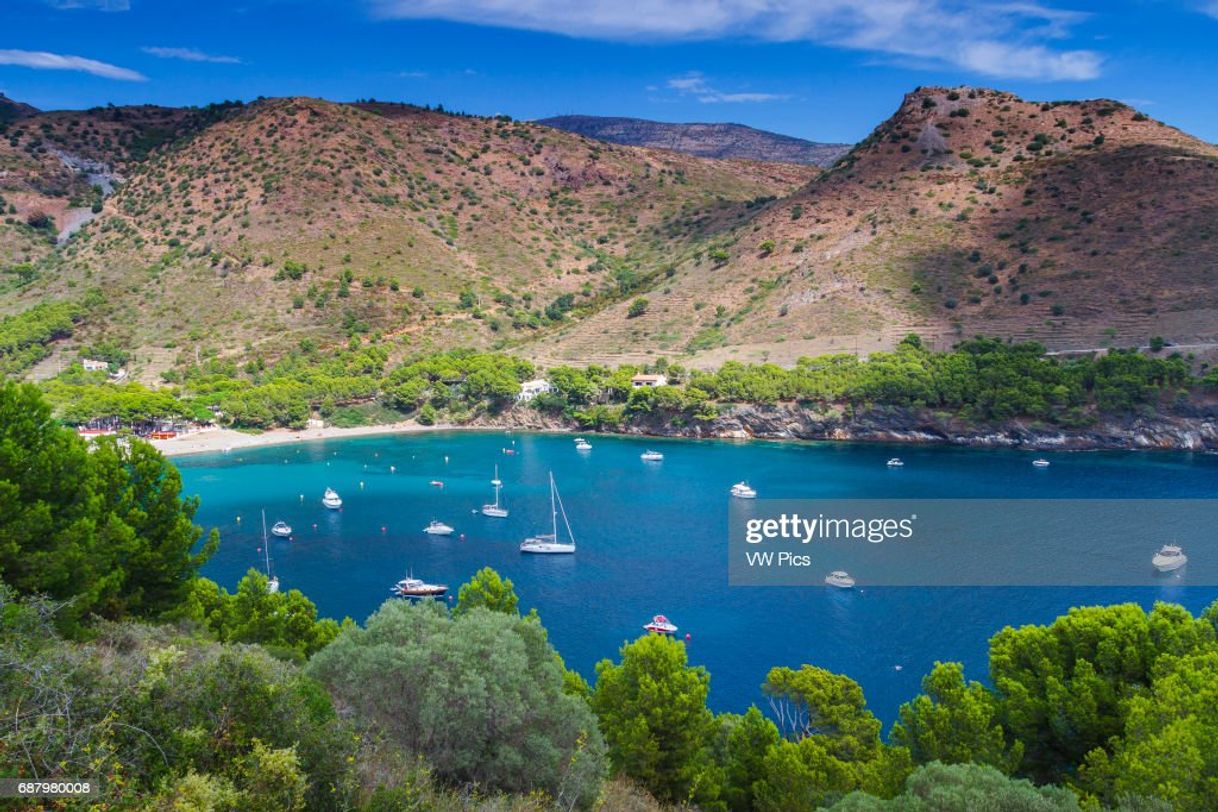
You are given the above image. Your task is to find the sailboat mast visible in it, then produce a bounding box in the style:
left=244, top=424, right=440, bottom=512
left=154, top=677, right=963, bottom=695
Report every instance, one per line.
left=550, top=472, right=558, bottom=539
left=261, top=509, right=272, bottom=576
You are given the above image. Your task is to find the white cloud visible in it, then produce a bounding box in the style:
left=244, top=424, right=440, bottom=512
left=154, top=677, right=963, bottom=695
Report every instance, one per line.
left=0, top=49, right=145, bottom=81
left=1201, top=1, right=1218, bottom=18
left=665, top=72, right=788, bottom=103
left=44, top=0, right=130, bottom=10
left=398, top=70, right=429, bottom=78
left=141, top=46, right=243, bottom=64
left=367, top=0, right=1104, bottom=81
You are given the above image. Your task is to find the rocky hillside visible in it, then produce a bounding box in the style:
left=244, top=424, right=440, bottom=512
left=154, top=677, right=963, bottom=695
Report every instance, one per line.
left=532, top=87, right=1218, bottom=367
left=0, top=96, right=814, bottom=380
left=538, top=115, right=849, bottom=166
left=3, top=86, right=1217, bottom=380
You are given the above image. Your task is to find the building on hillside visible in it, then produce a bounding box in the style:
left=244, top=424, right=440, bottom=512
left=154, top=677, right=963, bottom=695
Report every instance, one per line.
left=631, top=373, right=668, bottom=388
left=517, top=379, right=555, bottom=403
left=82, top=358, right=109, bottom=372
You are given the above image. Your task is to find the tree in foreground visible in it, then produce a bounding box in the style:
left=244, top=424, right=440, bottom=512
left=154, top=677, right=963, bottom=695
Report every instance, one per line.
left=0, top=381, right=216, bottom=632
left=307, top=599, right=605, bottom=809
left=891, top=661, right=1022, bottom=773
left=829, top=761, right=1083, bottom=811
left=453, top=565, right=519, bottom=616
left=591, top=633, right=713, bottom=804
left=752, top=665, right=910, bottom=810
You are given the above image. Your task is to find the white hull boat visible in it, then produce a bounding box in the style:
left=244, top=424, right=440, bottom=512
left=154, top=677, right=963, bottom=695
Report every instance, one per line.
left=423, top=520, right=455, bottom=536
left=641, top=450, right=664, bottom=461
left=271, top=521, right=292, bottom=537
left=825, top=571, right=856, bottom=589
left=482, top=465, right=508, bottom=518
left=1152, top=545, right=1187, bottom=572
left=521, top=472, right=576, bottom=555
left=730, top=481, right=757, bottom=499
left=643, top=614, right=678, bottom=635
left=322, top=487, right=342, bottom=509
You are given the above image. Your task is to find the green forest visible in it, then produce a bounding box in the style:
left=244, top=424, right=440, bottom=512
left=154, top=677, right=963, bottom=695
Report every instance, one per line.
left=37, top=334, right=1204, bottom=434
left=3, top=379, right=1218, bottom=810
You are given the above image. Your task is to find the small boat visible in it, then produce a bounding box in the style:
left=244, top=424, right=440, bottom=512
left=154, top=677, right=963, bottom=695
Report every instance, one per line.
left=270, top=521, right=292, bottom=537
left=643, top=614, right=678, bottom=635
left=575, top=439, right=592, bottom=451
left=423, top=519, right=454, bottom=536
left=390, top=575, right=448, bottom=598
left=886, top=458, right=904, bottom=468
left=322, top=487, right=342, bottom=509
left=521, top=472, right=576, bottom=554
left=641, top=450, right=664, bottom=462
left=429, top=480, right=444, bottom=488
left=1032, top=459, right=1050, bottom=468
left=730, top=481, right=757, bottom=499
left=825, top=571, right=856, bottom=589
left=503, top=448, right=517, bottom=455
left=1152, top=544, right=1188, bottom=573
left=260, top=510, right=280, bottom=594
left=482, top=464, right=508, bottom=518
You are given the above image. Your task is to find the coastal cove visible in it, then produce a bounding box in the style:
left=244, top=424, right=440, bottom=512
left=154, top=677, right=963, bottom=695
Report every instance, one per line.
left=179, top=429, right=1218, bottom=724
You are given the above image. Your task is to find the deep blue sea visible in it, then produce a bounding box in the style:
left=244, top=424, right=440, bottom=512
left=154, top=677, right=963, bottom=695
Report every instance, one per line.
left=178, top=431, right=1218, bottom=725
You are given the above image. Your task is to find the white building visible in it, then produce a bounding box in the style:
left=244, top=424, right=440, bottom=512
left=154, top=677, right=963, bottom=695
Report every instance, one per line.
left=517, top=378, right=555, bottom=402
left=82, top=358, right=109, bottom=372
left=631, top=373, right=668, bottom=388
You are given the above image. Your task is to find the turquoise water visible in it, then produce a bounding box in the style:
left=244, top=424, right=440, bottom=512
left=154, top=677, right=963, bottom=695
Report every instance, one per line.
left=178, top=431, right=1218, bottom=723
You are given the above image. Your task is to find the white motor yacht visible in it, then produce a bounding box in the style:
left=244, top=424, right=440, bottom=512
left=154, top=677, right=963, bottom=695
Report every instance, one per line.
left=825, top=571, right=856, bottom=589
left=641, top=450, right=664, bottom=462
left=730, top=481, right=757, bottom=499
left=322, top=487, right=342, bottom=509
left=423, top=519, right=455, bottom=536
left=1152, top=544, right=1187, bottom=572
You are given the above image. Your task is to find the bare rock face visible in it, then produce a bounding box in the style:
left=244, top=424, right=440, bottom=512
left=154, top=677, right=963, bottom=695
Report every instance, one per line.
left=475, top=402, right=1218, bottom=452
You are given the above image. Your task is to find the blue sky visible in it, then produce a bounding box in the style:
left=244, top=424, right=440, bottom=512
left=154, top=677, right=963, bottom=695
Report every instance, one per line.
left=2, top=0, right=1217, bottom=144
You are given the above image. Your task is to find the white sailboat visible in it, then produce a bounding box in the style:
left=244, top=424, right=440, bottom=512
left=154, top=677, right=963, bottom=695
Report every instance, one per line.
left=520, top=472, right=576, bottom=554
left=260, top=510, right=280, bottom=594
left=482, top=465, right=508, bottom=518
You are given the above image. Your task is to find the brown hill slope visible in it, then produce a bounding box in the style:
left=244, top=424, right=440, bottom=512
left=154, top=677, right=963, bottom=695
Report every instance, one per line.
left=532, top=87, right=1218, bottom=366
left=2, top=97, right=814, bottom=378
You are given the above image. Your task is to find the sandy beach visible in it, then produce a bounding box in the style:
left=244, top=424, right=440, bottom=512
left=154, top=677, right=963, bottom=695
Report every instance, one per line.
left=149, top=420, right=465, bottom=457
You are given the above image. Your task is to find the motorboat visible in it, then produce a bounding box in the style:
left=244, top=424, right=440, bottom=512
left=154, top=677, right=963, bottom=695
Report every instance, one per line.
left=1152, top=544, right=1188, bottom=573
left=423, top=519, right=455, bottom=536
left=391, top=575, right=448, bottom=598
left=730, top=481, right=757, bottom=499
left=825, top=571, right=856, bottom=589
left=641, top=450, right=664, bottom=462
left=429, top=480, right=444, bottom=488
left=322, top=487, right=342, bottom=509
left=575, top=439, right=592, bottom=451
left=1032, top=459, right=1050, bottom=468
left=886, top=458, right=904, bottom=468
left=482, top=465, right=508, bottom=518
left=643, top=614, right=678, bottom=635
left=270, top=521, right=292, bottom=537
left=521, top=472, right=576, bottom=554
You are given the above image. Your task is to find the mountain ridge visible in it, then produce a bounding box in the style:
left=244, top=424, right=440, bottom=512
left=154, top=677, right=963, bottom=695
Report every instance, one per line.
left=537, top=114, right=850, bottom=166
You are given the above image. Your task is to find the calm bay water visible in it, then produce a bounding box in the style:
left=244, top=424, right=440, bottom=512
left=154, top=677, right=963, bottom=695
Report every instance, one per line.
left=179, top=431, right=1218, bottom=724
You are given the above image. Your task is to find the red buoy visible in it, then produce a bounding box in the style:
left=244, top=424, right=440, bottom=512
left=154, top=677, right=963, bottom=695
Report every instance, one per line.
left=685, top=633, right=692, bottom=642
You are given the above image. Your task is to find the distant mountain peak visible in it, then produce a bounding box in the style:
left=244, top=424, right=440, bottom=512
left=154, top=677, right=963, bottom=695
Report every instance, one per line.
left=536, top=114, right=850, bottom=167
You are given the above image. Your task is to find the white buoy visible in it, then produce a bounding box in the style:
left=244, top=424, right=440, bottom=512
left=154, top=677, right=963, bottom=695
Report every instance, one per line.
left=390, top=465, right=396, bottom=473
left=299, top=494, right=304, bottom=502
left=360, top=481, right=365, bottom=490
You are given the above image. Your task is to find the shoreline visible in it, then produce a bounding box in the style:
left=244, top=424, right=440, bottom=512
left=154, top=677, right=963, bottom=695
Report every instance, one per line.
left=148, top=402, right=1218, bottom=458
left=149, top=421, right=468, bottom=457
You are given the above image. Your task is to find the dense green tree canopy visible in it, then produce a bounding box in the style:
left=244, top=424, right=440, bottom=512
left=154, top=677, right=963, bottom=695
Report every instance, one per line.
left=0, top=382, right=216, bottom=631
left=592, top=633, right=714, bottom=804
left=307, top=599, right=605, bottom=808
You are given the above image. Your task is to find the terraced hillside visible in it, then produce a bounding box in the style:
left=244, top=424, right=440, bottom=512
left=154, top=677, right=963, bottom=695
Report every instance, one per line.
left=532, top=87, right=1218, bottom=366
left=0, top=97, right=815, bottom=380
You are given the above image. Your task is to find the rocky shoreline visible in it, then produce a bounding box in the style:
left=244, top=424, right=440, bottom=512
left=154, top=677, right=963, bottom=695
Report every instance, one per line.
left=472, top=403, right=1218, bottom=452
